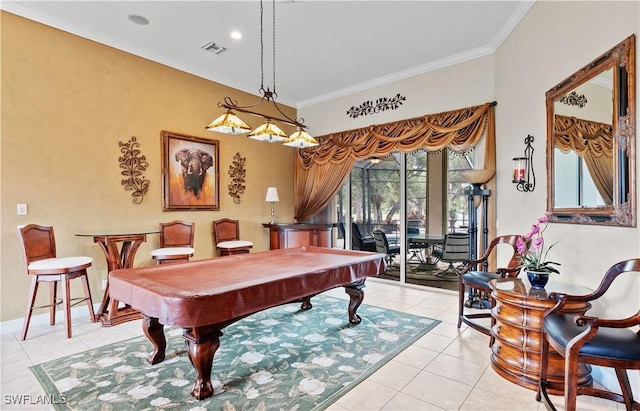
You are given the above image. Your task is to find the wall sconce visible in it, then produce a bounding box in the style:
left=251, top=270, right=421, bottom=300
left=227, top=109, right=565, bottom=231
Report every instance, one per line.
left=265, top=187, right=280, bottom=224
left=513, top=135, right=535, bottom=192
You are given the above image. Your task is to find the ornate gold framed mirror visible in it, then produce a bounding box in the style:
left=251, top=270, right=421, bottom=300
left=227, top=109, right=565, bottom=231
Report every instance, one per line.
left=546, top=34, right=636, bottom=227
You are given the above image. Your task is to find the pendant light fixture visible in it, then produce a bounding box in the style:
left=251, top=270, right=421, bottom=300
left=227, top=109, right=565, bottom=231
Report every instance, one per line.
left=206, top=0, right=318, bottom=148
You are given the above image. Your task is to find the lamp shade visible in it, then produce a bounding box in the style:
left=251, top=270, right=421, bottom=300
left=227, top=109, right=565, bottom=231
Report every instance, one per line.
left=248, top=121, right=288, bottom=143
left=459, top=168, right=495, bottom=185
left=205, top=110, right=252, bottom=134
left=265, top=187, right=279, bottom=202
left=283, top=128, right=319, bottom=148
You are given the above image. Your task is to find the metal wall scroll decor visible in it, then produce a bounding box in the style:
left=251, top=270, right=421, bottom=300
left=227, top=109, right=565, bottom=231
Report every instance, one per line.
left=559, top=91, right=588, bottom=108
left=228, top=152, right=246, bottom=204
left=119, top=136, right=150, bottom=204
left=346, top=93, right=406, bottom=118
left=512, top=135, right=535, bottom=192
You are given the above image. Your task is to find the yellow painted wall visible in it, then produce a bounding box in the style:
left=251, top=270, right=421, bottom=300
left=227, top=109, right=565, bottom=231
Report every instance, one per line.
left=0, top=12, right=297, bottom=321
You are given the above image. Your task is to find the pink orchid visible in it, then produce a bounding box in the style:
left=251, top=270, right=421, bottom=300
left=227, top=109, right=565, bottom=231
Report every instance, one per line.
left=517, top=214, right=560, bottom=274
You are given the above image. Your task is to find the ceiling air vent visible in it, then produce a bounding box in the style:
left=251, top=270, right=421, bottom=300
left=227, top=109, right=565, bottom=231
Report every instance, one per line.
left=201, top=41, right=227, bottom=55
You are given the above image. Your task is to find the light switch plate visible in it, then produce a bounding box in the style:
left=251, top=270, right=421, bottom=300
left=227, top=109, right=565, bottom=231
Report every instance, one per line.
left=17, top=204, right=27, bottom=215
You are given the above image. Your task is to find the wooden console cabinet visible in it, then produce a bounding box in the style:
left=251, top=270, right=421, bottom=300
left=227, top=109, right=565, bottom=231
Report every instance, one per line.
left=490, top=278, right=593, bottom=394
left=262, top=223, right=335, bottom=250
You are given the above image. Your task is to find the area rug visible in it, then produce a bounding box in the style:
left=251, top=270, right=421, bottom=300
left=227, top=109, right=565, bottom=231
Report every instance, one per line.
left=31, top=295, right=440, bottom=411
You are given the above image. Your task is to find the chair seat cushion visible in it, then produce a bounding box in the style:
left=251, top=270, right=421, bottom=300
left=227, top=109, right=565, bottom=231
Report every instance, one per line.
left=217, top=240, right=253, bottom=249
left=461, top=271, right=500, bottom=290
left=151, top=247, right=195, bottom=257
left=28, top=256, right=92, bottom=271
left=544, top=313, right=640, bottom=361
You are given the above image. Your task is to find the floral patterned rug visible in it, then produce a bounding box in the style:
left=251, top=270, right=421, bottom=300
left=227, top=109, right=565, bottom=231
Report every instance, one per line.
left=31, top=294, right=440, bottom=411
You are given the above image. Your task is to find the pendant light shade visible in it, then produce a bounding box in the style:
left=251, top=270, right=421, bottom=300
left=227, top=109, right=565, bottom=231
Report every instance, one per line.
left=205, top=110, right=251, bottom=134
left=283, top=128, right=319, bottom=148
left=248, top=121, right=288, bottom=142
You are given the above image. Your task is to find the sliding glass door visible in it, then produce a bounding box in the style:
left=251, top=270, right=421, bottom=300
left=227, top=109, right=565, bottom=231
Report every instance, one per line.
left=334, top=149, right=474, bottom=287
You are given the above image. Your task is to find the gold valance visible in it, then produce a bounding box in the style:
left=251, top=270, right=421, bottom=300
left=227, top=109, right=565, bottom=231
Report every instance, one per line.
left=553, top=114, right=614, bottom=205
left=293, top=102, right=496, bottom=223
left=297, top=102, right=496, bottom=169
left=553, top=114, right=613, bottom=158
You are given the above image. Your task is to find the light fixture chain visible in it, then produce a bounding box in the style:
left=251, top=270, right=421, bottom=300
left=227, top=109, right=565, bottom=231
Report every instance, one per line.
left=272, top=0, right=276, bottom=94
left=259, top=0, right=264, bottom=91
left=207, top=0, right=317, bottom=146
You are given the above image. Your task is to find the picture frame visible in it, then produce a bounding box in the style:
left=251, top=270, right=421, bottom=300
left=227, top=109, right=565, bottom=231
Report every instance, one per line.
left=162, top=131, right=220, bottom=211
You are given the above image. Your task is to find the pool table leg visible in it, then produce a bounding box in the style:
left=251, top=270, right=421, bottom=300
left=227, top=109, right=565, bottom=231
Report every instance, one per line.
left=142, top=316, right=166, bottom=364
left=183, top=326, right=223, bottom=400
left=300, top=296, right=313, bottom=310
left=344, top=280, right=366, bottom=324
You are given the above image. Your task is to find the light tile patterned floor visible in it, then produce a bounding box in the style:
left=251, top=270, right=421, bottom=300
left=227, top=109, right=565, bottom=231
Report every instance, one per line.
left=0, top=278, right=621, bottom=410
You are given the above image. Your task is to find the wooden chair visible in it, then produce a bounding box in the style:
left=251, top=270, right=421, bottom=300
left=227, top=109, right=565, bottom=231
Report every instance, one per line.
left=537, top=258, right=640, bottom=411
left=150, top=220, right=195, bottom=265
left=212, top=219, right=253, bottom=256
left=457, top=234, right=523, bottom=344
left=18, top=224, right=96, bottom=340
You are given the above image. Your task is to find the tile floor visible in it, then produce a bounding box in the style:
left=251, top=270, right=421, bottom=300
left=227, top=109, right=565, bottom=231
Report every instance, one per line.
left=0, top=278, right=620, bottom=410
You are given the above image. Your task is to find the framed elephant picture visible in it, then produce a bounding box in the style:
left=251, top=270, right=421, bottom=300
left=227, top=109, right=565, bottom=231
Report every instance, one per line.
left=161, top=131, right=220, bottom=211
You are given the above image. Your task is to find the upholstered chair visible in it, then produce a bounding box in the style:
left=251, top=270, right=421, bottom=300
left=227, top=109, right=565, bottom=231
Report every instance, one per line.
left=18, top=224, right=96, bottom=339
left=372, top=230, right=400, bottom=266
left=351, top=222, right=376, bottom=251
left=457, top=234, right=524, bottom=344
left=537, top=258, right=640, bottom=411
left=212, top=219, right=253, bottom=256
left=150, top=220, right=195, bottom=265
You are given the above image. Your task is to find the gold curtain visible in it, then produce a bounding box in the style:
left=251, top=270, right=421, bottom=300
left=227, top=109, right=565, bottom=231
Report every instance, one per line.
left=553, top=114, right=614, bottom=205
left=294, top=102, right=496, bottom=222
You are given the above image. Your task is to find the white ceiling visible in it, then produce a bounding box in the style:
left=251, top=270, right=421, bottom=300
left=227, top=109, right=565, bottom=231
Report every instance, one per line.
left=2, top=0, right=534, bottom=108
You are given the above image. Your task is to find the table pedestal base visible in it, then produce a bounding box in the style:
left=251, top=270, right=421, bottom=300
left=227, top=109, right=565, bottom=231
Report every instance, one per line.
left=98, top=306, right=142, bottom=326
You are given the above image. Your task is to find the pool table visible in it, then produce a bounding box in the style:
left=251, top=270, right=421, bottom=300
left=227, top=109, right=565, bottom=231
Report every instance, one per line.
left=108, top=246, right=386, bottom=400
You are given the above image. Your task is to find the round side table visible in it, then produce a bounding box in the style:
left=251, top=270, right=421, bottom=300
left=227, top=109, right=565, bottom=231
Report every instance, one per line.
left=490, top=277, right=593, bottom=394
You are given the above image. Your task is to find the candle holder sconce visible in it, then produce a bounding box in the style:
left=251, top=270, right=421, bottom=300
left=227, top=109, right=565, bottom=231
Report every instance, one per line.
left=513, top=135, right=535, bottom=192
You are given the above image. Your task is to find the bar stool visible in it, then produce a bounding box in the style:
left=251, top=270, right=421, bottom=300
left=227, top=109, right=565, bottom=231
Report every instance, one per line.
left=150, top=220, right=195, bottom=265
left=212, top=219, right=253, bottom=256
left=18, top=224, right=96, bottom=340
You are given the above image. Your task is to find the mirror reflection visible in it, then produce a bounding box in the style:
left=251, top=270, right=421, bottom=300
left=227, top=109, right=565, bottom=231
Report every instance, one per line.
left=546, top=35, right=635, bottom=227
left=553, top=68, right=613, bottom=208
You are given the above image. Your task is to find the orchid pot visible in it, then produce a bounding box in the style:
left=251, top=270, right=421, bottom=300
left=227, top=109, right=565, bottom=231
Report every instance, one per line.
left=527, top=271, right=551, bottom=289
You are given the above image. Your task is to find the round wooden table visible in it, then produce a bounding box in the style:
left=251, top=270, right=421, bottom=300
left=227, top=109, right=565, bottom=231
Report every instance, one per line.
left=489, top=278, right=593, bottom=394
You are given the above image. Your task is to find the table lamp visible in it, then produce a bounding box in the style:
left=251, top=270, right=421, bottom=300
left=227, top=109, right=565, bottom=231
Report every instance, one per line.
left=265, top=187, right=280, bottom=224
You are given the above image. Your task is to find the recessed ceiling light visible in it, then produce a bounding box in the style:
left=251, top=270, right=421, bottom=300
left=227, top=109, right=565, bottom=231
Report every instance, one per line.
left=230, top=31, right=242, bottom=40
left=127, top=14, right=150, bottom=25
